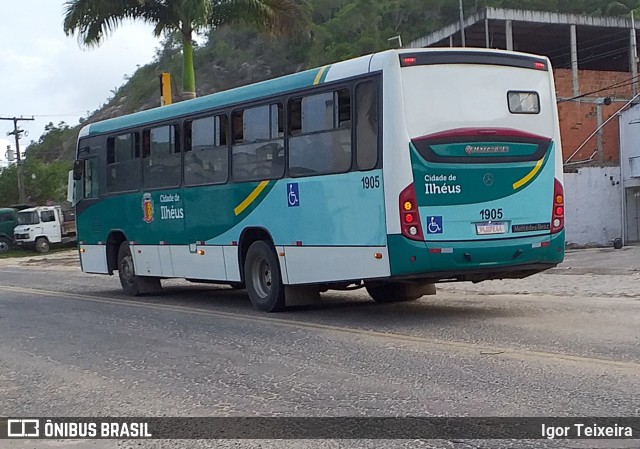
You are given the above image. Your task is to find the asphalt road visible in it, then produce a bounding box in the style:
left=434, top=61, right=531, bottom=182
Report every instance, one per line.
left=0, top=257, right=639, bottom=449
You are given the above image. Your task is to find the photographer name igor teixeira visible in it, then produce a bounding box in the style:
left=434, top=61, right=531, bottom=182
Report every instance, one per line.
left=542, top=422, right=634, bottom=439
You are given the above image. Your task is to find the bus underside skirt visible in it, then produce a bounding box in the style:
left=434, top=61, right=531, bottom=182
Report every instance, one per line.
left=390, top=262, right=558, bottom=284
left=387, top=231, right=565, bottom=279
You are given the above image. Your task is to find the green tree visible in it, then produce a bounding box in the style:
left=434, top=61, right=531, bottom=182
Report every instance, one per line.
left=26, top=121, right=74, bottom=163
left=0, top=164, right=19, bottom=206
left=63, top=0, right=306, bottom=100
left=22, top=159, right=73, bottom=205
left=308, top=0, right=445, bottom=66
left=0, top=159, right=71, bottom=206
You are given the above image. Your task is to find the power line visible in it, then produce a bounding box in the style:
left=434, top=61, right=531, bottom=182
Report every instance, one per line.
left=546, top=34, right=631, bottom=61
left=32, top=114, right=86, bottom=118
left=553, top=46, right=629, bottom=70
left=558, top=74, right=640, bottom=102
left=571, top=46, right=628, bottom=65
left=564, top=94, right=640, bottom=164
left=0, top=113, right=86, bottom=119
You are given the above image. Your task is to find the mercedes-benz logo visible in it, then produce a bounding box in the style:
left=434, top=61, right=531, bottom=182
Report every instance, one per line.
left=483, top=173, right=494, bottom=186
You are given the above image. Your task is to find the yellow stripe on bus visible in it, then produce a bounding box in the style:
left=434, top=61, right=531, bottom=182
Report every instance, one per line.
left=512, top=158, right=544, bottom=190
left=233, top=68, right=327, bottom=217
left=313, top=66, right=329, bottom=85
left=234, top=181, right=270, bottom=216
left=233, top=67, right=327, bottom=217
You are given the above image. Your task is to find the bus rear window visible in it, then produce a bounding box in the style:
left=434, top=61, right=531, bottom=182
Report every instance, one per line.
left=508, top=91, right=540, bottom=114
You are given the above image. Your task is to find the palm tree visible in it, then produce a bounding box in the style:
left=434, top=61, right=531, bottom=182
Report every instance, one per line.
left=63, top=0, right=305, bottom=100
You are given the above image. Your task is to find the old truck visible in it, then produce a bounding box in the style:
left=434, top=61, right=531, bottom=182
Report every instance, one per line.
left=13, top=205, right=76, bottom=253
left=0, top=208, right=18, bottom=253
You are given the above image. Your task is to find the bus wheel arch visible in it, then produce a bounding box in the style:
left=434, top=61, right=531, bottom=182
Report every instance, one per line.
left=238, top=227, right=275, bottom=282
left=106, top=231, right=127, bottom=274
left=244, top=240, right=285, bottom=312
left=238, top=228, right=284, bottom=312
left=117, top=241, right=161, bottom=296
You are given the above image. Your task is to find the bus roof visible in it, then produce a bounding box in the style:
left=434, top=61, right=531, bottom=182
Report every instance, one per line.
left=80, top=48, right=548, bottom=138
left=82, top=65, right=330, bottom=137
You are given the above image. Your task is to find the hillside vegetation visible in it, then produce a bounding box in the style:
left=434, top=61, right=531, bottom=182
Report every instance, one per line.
left=0, top=0, right=635, bottom=205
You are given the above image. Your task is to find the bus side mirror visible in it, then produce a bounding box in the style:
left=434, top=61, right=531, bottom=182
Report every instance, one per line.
left=67, top=170, right=76, bottom=205
left=72, top=160, right=83, bottom=181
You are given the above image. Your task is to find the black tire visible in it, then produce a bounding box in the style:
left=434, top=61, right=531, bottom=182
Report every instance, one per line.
left=35, top=237, right=50, bottom=254
left=244, top=240, right=285, bottom=312
left=0, top=237, right=11, bottom=253
left=366, top=282, right=421, bottom=303
left=117, top=242, right=161, bottom=296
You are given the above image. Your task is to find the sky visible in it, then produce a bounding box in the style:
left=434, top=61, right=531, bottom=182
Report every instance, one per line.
left=0, top=1, right=161, bottom=166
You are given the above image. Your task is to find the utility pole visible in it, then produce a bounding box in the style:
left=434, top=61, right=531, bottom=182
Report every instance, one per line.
left=0, top=116, right=34, bottom=204
left=459, top=0, right=466, bottom=47
left=631, top=11, right=638, bottom=95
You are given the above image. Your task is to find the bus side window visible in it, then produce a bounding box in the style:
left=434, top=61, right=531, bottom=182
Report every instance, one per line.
left=184, top=114, right=229, bottom=186
left=355, top=81, right=379, bottom=170
left=106, top=132, right=141, bottom=193
left=275, top=103, right=284, bottom=138
left=184, top=121, right=193, bottom=152
left=289, top=99, right=302, bottom=135
left=143, top=125, right=181, bottom=189
left=288, top=88, right=352, bottom=176
left=142, top=131, right=151, bottom=158
left=232, top=111, right=244, bottom=144
left=232, top=104, right=284, bottom=182
left=337, top=89, right=351, bottom=128
left=83, top=158, right=99, bottom=199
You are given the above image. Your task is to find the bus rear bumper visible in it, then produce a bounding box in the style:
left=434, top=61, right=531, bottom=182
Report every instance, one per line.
left=387, top=230, right=565, bottom=282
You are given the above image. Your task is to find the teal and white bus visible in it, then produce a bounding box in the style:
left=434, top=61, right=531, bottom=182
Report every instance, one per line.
left=73, top=48, right=565, bottom=312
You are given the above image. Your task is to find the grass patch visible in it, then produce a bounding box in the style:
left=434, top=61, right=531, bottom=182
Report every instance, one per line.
left=0, top=245, right=77, bottom=259
left=0, top=248, right=31, bottom=259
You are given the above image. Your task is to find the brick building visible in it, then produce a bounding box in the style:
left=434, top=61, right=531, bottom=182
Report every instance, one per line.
left=410, top=7, right=640, bottom=245
left=555, top=69, right=632, bottom=164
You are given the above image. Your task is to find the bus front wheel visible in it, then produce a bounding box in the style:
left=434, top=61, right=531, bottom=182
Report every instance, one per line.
left=244, top=240, right=285, bottom=312
left=366, top=281, right=432, bottom=303
left=117, top=242, right=161, bottom=296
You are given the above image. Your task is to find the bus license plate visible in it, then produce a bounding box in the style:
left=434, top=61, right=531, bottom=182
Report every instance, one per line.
left=476, top=222, right=506, bottom=235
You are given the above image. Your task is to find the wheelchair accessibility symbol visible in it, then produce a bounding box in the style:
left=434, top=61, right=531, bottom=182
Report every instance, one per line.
left=426, top=216, right=443, bottom=234
left=287, top=183, right=300, bottom=207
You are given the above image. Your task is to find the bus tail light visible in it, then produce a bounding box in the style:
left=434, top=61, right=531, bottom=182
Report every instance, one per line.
left=551, top=179, right=564, bottom=233
left=399, top=184, right=424, bottom=241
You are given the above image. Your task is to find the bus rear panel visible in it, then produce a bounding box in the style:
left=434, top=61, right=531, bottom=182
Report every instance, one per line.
left=386, top=50, right=564, bottom=282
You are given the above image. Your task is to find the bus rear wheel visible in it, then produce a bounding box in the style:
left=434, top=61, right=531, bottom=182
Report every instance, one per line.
left=117, top=242, right=161, bottom=296
left=366, top=282, right=427, bottom=303
left=244, top=240, right=285, bottom=312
